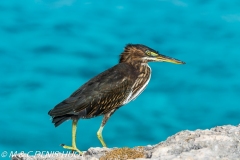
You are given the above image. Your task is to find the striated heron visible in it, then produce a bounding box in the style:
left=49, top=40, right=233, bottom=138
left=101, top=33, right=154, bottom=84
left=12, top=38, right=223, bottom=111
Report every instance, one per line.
left=48, top=44, right=185, bottom=154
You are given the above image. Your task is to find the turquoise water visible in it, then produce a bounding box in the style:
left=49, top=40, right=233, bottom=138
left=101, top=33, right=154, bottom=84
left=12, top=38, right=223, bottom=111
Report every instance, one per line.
left=1, top=0, right=240, bottom=155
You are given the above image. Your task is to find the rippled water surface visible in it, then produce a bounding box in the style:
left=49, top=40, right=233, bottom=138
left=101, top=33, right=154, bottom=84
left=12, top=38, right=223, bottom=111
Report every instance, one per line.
left=1, top=0, right=240, bottom=154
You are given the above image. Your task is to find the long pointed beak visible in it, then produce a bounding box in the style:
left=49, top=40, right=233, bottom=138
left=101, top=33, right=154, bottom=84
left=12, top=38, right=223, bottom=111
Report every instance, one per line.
left=156, top=54, right=185, bottom=64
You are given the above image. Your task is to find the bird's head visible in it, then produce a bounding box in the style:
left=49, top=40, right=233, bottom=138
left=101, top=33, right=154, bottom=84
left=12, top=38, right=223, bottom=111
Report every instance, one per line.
left=120, top=44, right=185, bottom=65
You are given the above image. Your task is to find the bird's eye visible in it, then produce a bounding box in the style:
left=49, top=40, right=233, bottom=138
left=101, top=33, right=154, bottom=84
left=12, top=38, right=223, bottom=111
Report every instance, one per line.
left=145, top=50, right=151, bottom=56
left=145, top=50, right=158, bottom=57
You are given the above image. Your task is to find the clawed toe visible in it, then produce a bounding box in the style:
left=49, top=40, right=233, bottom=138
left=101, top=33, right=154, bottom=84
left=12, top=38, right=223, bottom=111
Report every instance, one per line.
left=62, top=144, right=82, bottom=155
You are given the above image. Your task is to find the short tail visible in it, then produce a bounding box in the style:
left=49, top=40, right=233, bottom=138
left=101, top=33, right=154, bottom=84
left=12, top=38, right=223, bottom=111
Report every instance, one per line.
left=48, top=97, right=78, bottom=127
left=51, top=115, right=73, bottom=127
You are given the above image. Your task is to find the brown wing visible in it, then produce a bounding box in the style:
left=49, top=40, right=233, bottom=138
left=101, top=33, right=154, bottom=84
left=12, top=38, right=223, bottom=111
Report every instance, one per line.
left=48, top=63, right=137, bottom=119
left=74, top=77, right=132, bottom=118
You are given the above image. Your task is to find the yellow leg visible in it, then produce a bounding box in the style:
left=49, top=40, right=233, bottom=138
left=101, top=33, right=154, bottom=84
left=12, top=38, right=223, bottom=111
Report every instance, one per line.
left=62, top=119, right=82, bottom=154
left=97, top=126, right=107, bottom=147
left=97, top=111, right=116, bottom=147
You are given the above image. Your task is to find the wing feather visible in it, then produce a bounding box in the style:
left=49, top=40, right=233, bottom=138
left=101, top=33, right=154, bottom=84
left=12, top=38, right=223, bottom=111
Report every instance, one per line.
left=48, top=63, right=137, bottom=118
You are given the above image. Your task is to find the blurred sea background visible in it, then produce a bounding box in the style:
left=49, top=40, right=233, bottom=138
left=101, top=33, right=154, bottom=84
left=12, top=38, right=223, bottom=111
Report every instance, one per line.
left=1, top=0, right=240, bottom=155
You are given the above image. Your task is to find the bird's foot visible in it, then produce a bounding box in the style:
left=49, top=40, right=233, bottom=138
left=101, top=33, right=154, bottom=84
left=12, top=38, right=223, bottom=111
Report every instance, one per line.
left=61, top=144, right=83, bottom=155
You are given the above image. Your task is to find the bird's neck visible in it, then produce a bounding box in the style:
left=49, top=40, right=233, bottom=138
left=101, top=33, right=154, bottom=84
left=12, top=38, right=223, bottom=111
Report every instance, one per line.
left=119, top=52, right=151, bottom=102
left=131, top=62, right=150, bottom=74
left=125, top=61, right=152, bottom=103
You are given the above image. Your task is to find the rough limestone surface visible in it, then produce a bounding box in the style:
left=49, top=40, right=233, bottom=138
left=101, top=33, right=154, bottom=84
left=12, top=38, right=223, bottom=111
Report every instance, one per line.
left=12, top=125, right=240, bottom=160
